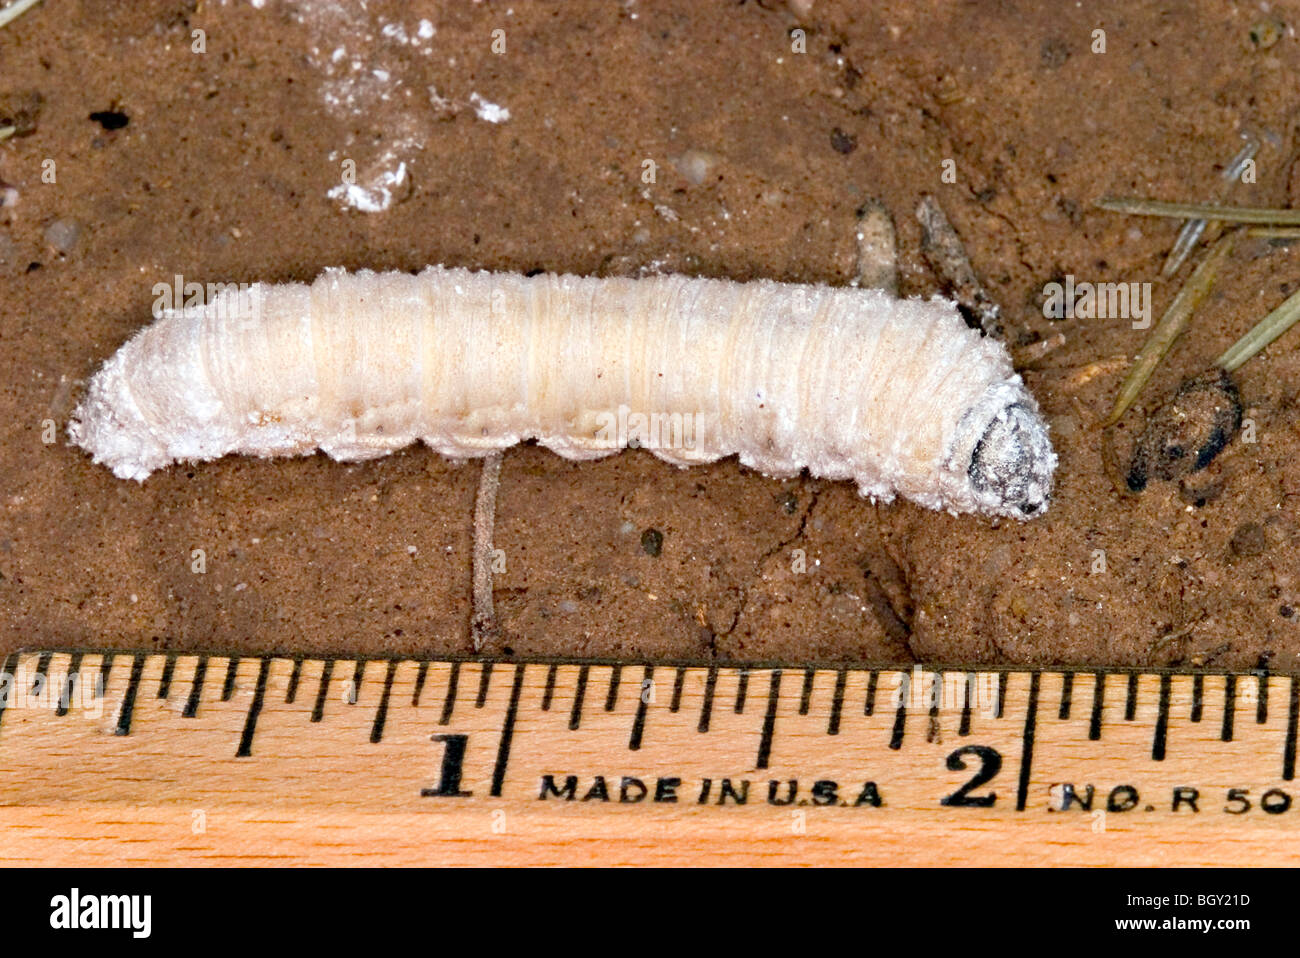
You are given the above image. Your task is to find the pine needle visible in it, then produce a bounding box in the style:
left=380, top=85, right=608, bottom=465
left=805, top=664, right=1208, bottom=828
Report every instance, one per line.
left=1217, top=286, right=1300, bottom=373
left=1103, top=230, right=1236, bottom=425
left=0, top=0, right=44, bottom=30
left=1097, top=197, right=1300, bottom=225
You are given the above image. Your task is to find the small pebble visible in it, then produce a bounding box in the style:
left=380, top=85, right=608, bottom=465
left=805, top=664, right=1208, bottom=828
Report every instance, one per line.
left=672, top=149, right=718, bottom=186
left=640, top=527, right=664, bottom=557
left=1249, top=19, right=1284, bottom=50
left=829, top=128, right=857, bottom=154
left=1229, top=522, right=1267, bottom=558
left=1040, top=37, right=1070, bottom=68
left=44, top=218, right=82, bottom=254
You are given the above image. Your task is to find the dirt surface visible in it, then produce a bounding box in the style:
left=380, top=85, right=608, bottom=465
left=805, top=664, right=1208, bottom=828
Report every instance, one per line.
left=3, top=0, right=1300, bottom=670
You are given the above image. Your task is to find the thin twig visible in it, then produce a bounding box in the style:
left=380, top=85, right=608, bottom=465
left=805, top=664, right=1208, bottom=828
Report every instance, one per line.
left=1103, top=230, right=1236, bottom=425
left=1162, top=138, right=1257, bottom=277
left=471, top=452, right=503, bottom=651
left=0, top=0, right=44, bottom=30
left=916, top=194, right=1007, bottom=340
left=1097, top=197, right=1300, bottom=225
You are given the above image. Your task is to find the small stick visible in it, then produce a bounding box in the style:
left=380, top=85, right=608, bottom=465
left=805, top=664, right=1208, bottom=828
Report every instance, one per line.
left=471, top=452, right=503, bottom=651
left=851, top=199, right=898, bottom=295
left=1216, top=286, right=1300, bottom=373
left=1162, top=138, right=1258, bottom=277
left=1097, top=197, right=1300, bottom=226
left=916, top=195, right=1006, bottom=340
left=1103, top=230, right=1236, bottom=425
left=0, top=0, right=43, bottom=29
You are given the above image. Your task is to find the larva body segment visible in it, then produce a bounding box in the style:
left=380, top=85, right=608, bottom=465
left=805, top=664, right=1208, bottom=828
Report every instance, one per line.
left=69, top=266, right=1056, bottom=518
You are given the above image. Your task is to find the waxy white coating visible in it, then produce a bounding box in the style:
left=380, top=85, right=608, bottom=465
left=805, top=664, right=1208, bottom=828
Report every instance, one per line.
left=69, top=266, right=1056, bottom=518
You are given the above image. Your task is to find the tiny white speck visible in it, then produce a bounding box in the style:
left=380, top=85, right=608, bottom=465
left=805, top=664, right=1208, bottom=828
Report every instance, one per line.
left=469, top=92, right=510, bottom=123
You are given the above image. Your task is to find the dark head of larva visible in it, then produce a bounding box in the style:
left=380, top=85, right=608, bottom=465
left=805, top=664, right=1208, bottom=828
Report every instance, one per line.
left=968, top=402, right=1055, bottom=518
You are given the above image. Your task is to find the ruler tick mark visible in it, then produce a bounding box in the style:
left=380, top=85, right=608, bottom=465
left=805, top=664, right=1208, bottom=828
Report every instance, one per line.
left=670, top=668, right=685, bottom=713
left=475, top=662, right=493, bottom=708
left=605, top=665, right=622, bottom=712
left=311, top=660, right=335, bottom=723
left=1152, top=673, right=1171, bottom=761
left=33, top=652, right=51, bottom=695
left=96, top=654, right=114, bottom=700
left=182, top=657, right=208, bottom=718
left=285, top=657, right=303, bottom=704
left=114, top=654, right=146, bottom=736
left=1015, top=672, right=1041, bottom=812
left=348, top=660, right=365, bottom=705
left=1124, top=673, right=1138, bottom=721
left=888, top=695, right=906, bottom=750
left=1190, top=673, right=1203, bottom=722
left=370, top=660, right=399, bottom=744
left=1222, top=674, right=1236, bottom=742
left=157, top=654, right=176, bottom=700
left=996, top=672, right=1007, bottom=719
left=1058, top=672, right=1073, bottom=720
left=629, top=665, right=653, bottom=751
left=959, top=672, right=974, bottom=736
left=1088, top=672, right=1105, bottom=741
left=1256, top=670, right=1269, bottom=724
left=56, top=652, right=82, bottom=717
left=865, top=670, right=878, bottom=716
left=489, top=665, right=525, bottom=797
left=0, top=653, right=17, bottom=735
left=221, top=657, right=241, bottom=702
left=439, top=662, right=461, bottom=725
left=756, top=670, right=782, bottom=769
left=1284, top=677, right=1298, bottom=782
left=799, top=669, right=814, bottom=715
left=698, top=667, right=718, bottom=733
left=569, top=665, right=589, bottom=730
left=828, top=670, right=846, bottom=735
left=734, top=670, right=749, bottom=714
left=236, top=658, right=272, bottom=756
left=411, top=660, right=428, bottom=707
left=541, top=664, right=557, bottom=711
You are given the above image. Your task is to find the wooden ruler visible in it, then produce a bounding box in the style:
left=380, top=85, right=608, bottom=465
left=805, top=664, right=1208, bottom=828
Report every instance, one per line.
left=0, top=650, right=1296, bottom=866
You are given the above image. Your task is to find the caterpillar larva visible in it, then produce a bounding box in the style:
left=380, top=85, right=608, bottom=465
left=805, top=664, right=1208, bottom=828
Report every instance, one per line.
left=68, top=266, right=1056, bottom=518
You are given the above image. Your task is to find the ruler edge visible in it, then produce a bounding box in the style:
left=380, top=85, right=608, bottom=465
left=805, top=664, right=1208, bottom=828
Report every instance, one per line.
left=8, top=646, right=1293, bottom=678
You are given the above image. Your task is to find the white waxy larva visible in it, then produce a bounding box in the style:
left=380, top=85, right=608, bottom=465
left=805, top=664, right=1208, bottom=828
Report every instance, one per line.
left=69, top=266, right=1057, bottom=518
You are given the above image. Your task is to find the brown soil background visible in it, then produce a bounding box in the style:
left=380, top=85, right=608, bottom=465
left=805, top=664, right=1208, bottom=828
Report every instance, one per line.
left=3, top=0, right=1300, bottom=670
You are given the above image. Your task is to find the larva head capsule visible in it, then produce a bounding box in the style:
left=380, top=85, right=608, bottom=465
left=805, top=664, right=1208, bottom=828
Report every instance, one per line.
left=967, top=400, right=1057, bottom=518
left=939, top=376, right=1057, bottom=520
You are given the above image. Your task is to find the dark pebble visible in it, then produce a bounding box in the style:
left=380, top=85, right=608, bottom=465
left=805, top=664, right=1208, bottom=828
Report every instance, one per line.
left=1040, top=37, right=1070, bottom=69
left=1229, top=522, right=1267, bottom=558
left=829, top=128, right=857, bottom=154
left=640, top=528, right=664, bottom=557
